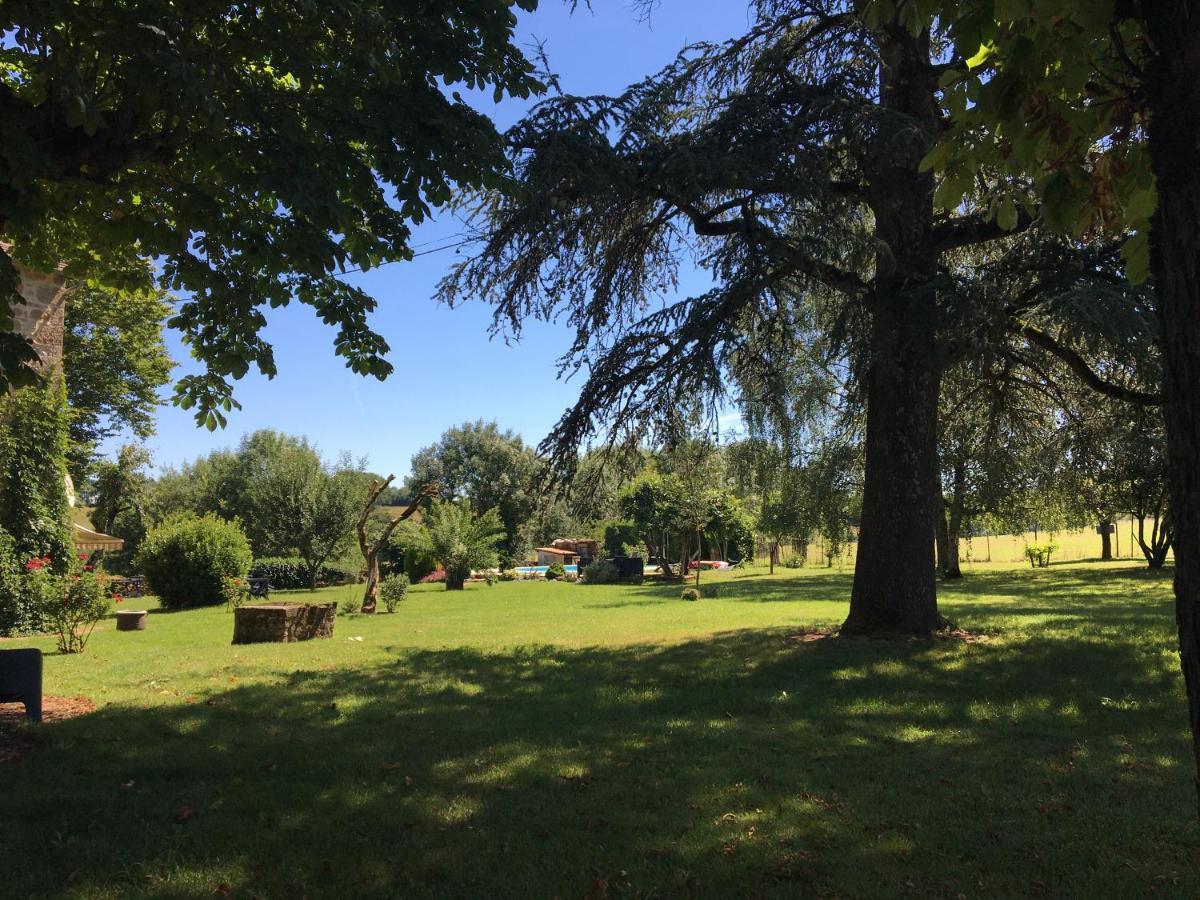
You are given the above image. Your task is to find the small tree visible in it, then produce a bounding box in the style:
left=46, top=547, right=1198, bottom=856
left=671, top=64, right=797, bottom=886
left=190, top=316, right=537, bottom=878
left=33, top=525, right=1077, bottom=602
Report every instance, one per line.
left=356, top=475, right=432, bottom=613
left=413, top=501, right=505, bottom=591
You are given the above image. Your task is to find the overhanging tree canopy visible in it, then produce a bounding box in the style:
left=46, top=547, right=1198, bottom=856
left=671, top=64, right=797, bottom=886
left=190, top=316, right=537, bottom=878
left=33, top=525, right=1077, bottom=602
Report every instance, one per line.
left=0, top=0, right=540, bottom=420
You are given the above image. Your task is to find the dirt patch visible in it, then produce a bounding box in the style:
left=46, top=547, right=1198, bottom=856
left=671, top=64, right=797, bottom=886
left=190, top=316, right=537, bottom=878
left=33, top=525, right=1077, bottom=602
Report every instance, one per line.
left=784, top=627, right=992, bottom=646
left=0, top=695, right=96, bottom=763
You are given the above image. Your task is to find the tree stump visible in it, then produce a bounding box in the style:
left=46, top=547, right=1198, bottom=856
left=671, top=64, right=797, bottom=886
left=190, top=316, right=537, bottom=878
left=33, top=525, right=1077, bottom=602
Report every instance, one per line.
left=115, top=610, right=147, bottom=631
left=232, top=603, right=336, bottom=644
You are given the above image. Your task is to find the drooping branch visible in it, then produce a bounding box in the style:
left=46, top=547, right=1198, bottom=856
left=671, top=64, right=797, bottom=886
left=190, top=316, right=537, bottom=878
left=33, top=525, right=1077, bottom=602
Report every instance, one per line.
left=1018, top=324, right=1161, bottom=406
left=932, top=208, right=1035, bottom=252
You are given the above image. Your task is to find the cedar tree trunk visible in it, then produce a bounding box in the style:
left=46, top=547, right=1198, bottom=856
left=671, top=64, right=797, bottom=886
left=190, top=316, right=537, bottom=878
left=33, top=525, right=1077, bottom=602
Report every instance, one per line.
left=843, top=24, right=944, bottom=635
left=1144, top=0, right=1200, bottom=817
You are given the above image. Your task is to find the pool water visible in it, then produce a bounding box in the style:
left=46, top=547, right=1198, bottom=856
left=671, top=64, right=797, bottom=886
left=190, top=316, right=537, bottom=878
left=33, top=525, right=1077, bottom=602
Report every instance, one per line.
left=514, top=565, right=579, bottom=574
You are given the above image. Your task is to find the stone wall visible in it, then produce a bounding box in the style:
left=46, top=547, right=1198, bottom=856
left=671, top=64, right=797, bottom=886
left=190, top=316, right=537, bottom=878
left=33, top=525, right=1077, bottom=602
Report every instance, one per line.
left=232, top=603, right=338, bottom=644
left=11, top=261, right=68, bottom=371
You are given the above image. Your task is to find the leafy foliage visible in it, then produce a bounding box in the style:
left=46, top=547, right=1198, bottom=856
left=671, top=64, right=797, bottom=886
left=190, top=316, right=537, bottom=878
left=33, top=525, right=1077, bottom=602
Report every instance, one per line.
left=0, top=374, right=71, bottom=569
left=379, top=573, right=410, bottom=613
left=63, top=283, right=173, bottom=478
left=544, top=562, right=566, bottom=581
left=406, top=420, right=543, bottom=566
left=25, top=568, right=112, bottom=654
left=250, top=557, right=359, bottom=591
left=412, top=501, right=505, bottom=591
left=680, top=587, right=700, bottom=602
left=582, top=558, right=620, bottom=585
left=0, top=0, right=542, bottom=414
left=135, top=514, right=252, bottom=609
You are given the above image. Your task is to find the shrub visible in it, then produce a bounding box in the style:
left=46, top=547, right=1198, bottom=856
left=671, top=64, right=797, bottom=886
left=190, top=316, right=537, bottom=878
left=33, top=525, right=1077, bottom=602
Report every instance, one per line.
left=419, top=569, right=446, bottom=584
left=379, top=573, right=410, bottom=613
left=680, top=587, right=700, bottom=602
left=249, top=557, right=360, bottom=590
left=783, top=556, right=805, bottom=568
left=0, top=526, right=29, bottom=634
left=135, top=515, right=252, bottom=609
left=27, top=569, right=111, bottom=654
left=563, top=573, right=578, bottom=583
left=220, top=575, right=250, bottom=611
left=498, top=569, right=519, bottom=581
left=1024, top=542, right=1058, bottom=569
left=545, top=562, right=566, bottom=580
left=340, top=590, right=362, bottom=615
left=582, top=558, right=620, bottom=584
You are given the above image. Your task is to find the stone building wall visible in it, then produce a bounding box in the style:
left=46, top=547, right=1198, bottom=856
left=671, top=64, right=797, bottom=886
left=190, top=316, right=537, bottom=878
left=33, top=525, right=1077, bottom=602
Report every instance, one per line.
left=11, top=260, right=68, bottom=371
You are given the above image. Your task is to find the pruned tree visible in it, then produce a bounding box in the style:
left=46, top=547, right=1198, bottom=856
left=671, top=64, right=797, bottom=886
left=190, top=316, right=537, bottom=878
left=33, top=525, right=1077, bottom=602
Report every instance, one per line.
left=356, top=475, right=434, bottom=613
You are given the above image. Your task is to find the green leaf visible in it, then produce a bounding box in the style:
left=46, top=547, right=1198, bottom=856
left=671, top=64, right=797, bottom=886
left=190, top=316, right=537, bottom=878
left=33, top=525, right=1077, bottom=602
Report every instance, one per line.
left=1121, top=230, right=1150, bottom=285
left=966, top=41, right=994, bottom=69
left=996, top=197, right=1018, bottom=232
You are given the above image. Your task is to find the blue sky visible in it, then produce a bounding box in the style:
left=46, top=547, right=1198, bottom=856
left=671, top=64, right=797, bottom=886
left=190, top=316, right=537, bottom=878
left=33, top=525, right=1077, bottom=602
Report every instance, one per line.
left=140, top=1, right=751, bottom=477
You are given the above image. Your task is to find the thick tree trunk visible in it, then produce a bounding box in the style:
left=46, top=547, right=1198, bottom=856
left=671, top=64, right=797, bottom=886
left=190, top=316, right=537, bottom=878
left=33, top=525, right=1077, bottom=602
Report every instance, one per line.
left=770, top=540, right=777, bottom=575
left=843, top=24, right=943, bottom=635
left=1100, top=523, right=1114, bottom=561
left=1145, top=1, right=1200, bottom=817
left=844, top=313, right=944, bottom=634
left=446, top=571, right=466, bottom=590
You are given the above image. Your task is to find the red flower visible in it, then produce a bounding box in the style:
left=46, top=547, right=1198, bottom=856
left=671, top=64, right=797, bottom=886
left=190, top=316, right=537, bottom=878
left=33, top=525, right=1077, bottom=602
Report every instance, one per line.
left=78, top=552, right=89, bottom=560
left=25, top=558, right=44, bottom=571
left=84, top=564, right=94, bottom=571
left=112, top=594, right=123, bottom=603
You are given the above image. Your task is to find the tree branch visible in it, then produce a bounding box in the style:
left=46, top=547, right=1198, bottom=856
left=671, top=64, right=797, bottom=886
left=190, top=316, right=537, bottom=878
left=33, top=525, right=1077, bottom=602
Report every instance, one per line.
left=933, top=208, right=1034, bottom=252
left=1018, top=324, right=1161, bottom=406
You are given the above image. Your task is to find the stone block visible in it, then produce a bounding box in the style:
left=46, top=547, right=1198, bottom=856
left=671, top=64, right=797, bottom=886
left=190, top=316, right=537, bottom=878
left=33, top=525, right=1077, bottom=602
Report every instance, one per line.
left=232, top=602, right=337, bottom=644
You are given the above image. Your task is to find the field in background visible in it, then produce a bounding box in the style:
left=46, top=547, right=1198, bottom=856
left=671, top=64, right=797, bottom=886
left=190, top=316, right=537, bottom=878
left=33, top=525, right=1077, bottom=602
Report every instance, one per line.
left=790, top=516, right=1170, bottom=569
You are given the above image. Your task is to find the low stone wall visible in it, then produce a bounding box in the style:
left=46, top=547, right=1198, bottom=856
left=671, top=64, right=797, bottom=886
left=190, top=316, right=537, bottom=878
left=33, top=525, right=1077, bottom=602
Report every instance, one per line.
left=232, top=602, right=336, bottom=644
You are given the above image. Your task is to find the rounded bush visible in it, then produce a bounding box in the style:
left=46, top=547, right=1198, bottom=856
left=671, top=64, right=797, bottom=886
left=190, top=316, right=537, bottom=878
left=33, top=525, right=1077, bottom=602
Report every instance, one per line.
left=545, top=562, right=566, bottom=580
left=582, top=558, right=619, bottom=584
left=379, top=573, right=410, bottom=613
left=680, top=587, right=700, bottom=602
left=136, top=515, right=252, bottom=609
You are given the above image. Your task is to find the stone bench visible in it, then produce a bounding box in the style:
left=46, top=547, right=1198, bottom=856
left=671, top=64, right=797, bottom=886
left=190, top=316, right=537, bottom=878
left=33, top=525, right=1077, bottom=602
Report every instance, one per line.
left=232, top=602, right=336, bottom=644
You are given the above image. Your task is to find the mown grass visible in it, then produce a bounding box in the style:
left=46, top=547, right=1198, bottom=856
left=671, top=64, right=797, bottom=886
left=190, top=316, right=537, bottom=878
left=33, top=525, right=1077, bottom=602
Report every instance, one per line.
left=1, top=561, right=1195, bottom=898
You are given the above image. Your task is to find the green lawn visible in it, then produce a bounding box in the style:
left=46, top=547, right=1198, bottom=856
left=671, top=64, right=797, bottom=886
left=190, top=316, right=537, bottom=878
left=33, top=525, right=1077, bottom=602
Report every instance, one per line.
left=2, top=562, right=1196, bottom=898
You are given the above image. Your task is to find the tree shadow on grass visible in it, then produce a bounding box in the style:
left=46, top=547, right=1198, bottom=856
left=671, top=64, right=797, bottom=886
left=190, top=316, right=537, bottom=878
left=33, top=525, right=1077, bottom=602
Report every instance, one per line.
left=3, top=624, right=1195, bottom=898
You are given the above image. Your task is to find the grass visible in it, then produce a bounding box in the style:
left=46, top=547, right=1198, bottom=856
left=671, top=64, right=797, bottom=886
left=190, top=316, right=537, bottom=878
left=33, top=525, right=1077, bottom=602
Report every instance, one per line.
left=2, top=561, right=1196, bottom=898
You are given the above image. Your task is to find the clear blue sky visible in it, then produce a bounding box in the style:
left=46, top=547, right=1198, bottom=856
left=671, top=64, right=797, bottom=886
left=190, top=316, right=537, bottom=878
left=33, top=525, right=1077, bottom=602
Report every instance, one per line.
left=140, top=1, right=751, bottom=477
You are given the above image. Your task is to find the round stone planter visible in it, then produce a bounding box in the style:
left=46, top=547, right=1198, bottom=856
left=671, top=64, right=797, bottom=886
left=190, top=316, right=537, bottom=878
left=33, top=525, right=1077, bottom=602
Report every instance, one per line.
left=115, top=610, right=147, bottom=631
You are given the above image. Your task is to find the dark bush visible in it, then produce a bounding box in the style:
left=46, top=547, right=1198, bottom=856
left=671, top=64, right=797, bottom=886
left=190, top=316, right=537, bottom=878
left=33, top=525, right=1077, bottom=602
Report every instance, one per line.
left=544, top=561, right=566, bottom=580
left=582, top=559, right=619, bottom=584
left=135, top=515, right=252, bottom=609
left=680, top=587, right=700, bottom=601
left=250, top=557, right=359, bottom=589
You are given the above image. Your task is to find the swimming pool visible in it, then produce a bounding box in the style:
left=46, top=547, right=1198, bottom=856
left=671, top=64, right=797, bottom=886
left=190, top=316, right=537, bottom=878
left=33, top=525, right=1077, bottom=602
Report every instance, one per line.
left=515, top=565, right=579, bottom=574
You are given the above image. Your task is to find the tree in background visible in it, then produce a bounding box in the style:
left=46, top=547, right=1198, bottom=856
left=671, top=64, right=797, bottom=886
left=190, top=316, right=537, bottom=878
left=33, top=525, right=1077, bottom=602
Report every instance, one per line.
left=414, top=501, right=506, bottom=591
left=89, top=443, right=154, bottom=569
left=660, top=438, right=723, bottom=585
left=246, top=445, right=366, bottom=589
left=63, top=283, right=172, bottom=480
left=407, top=421, right=543, bottom=567
left=0, top=0, right=541, bottom=419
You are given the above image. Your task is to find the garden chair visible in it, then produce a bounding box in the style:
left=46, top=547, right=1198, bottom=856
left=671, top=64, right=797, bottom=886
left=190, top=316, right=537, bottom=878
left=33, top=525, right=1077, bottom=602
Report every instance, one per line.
left=0, top=648, right=42, bottom=722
